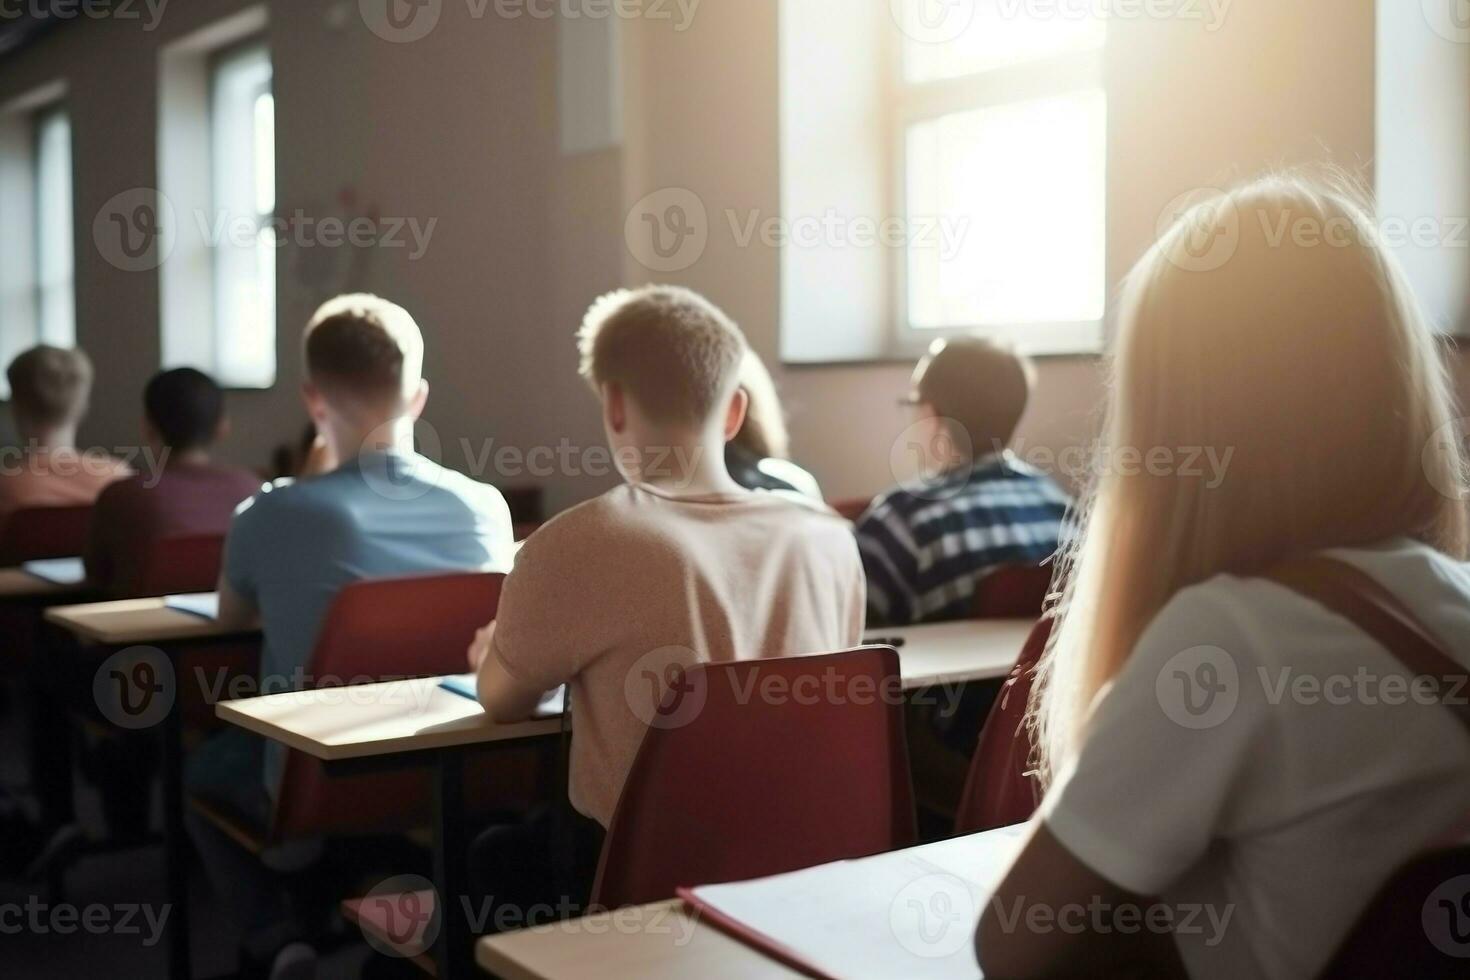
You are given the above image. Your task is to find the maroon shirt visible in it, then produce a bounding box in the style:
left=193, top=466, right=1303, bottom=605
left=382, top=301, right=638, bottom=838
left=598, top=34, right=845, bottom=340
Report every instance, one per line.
left=84, top=462, right=262, bottom=598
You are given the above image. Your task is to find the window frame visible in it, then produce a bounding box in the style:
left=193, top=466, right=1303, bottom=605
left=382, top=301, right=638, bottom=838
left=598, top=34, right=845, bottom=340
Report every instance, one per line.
left=31, top=101, right=76, bottom=350
left=887, top=26, right=1108, bottom=357
left=206, top=34, right=276, bottom=389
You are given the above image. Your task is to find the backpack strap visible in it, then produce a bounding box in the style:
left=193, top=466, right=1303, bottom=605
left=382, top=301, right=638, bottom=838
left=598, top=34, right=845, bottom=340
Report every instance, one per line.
left=1263, top=555, right=1470, bottom=739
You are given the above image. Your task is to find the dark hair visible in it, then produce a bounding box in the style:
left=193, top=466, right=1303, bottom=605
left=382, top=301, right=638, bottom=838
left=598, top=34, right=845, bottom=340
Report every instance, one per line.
left=144, top=368, right=226, bottom=451
left=7, top=345, right=94, bottom=428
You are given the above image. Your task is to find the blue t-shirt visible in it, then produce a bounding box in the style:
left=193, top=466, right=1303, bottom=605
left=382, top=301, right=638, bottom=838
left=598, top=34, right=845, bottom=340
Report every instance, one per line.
left=224, top=449, right=514, bottom=690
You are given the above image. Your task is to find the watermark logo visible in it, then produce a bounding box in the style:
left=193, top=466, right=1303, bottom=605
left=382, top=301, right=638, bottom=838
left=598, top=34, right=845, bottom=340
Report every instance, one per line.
left=1423, top=875, right=1470, bottom=957
left=890, top=0, right=977, bottom=45
left=94, top=188, right=176, bottom=273
left=1423, top=0, right=1470, bottom=44
left=1156, top=645, right=1238, bottom=729
left=1424, top=417, right=1470, bottom=502
left=362, top=0, right=443, bottom=42
left=361, top=876, right=441, bottom=959
left=93, top=646, right=175, bottom=730
left=888, top=417, right=975, bottom=502
left=624, top=646, right=706, bottom=730
left=1156, top=187, right=1239, bottom=273
left=356, top=418, right=447, bottom=502
left=891, top=874, right=977, bottom=960
left=625, top=187, right=709, bottom=273
left=0, top=0, right=170, bottom=31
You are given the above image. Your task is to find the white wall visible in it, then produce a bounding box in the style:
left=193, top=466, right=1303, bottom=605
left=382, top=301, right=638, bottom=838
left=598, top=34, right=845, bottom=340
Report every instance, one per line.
left=0, top=0, right=1464, bottom=512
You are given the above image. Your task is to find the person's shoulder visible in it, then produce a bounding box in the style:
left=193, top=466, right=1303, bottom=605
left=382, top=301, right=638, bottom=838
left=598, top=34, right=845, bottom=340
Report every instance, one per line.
left=1128, top=571, right=1290, bottom=680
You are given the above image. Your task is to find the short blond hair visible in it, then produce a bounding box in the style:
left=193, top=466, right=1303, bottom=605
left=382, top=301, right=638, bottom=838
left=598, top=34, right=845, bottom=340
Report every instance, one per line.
left=7, top=345, right=94, bottom=428
left=577, top=285, right=747, bottom=425
left=303, top=294, right=424, bottom=407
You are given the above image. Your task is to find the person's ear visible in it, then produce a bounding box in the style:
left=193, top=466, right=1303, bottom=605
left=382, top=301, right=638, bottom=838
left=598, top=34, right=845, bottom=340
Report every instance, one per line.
left=214, top=415, right=232, bottom=444
left=142, top=415, right=158, bottom=446
left=406, top=380, right=429, bottom=421
left=723, top=387, right=750, bottom=442
left=604, top=383, right=627, bottom=435
left=301, top=382, right=328, bottom=425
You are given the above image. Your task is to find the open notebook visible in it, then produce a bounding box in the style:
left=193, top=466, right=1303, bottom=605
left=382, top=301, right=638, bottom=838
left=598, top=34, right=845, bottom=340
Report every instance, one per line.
left=21, top=557, right=87, bottom=586
left=164, top=593, right=220, bottom=621
left=439, top=675, right=566, bottom=718
left=679, top=825, right=1028, bottom=979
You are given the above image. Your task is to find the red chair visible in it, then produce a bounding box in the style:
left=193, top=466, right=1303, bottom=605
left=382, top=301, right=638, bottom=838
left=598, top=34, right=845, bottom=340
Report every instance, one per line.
left=1318, top=843, right=1470, bottom=979
left=270, top=571, right=537, bottom=839
left=0, top=504, right=93, bottom=564
left=955, top=618, right=1052, bottom=834
left=970, top=563, right=1055, bottom=620
left=829, top=497, right=873, bottom=522
left=191, top=572, right=545, bottom=845
left=592, top=646, right=917, bottom=909
left=131, top=534, right=226, bottom=598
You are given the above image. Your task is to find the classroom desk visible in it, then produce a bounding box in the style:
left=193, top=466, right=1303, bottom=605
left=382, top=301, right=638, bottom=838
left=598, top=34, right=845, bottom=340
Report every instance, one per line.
left=478, top=826, right=1027, bottom=980
left=870, top=619, right=1033, bottom=689
left=42, top=594, right=250, bottom=646
left=478, top=900, right=802, bottom=980
left=217, top=680, right=565, bottom=980
left=0, top=567, right=90, bottom=599
left=44, top=597, right=260, bottom=980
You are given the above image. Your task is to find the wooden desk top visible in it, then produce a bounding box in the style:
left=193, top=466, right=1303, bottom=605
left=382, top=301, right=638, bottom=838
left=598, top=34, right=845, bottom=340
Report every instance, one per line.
left=0, top=568, right=89, bottom=600
left=870, top=618, right=1033, bottom=689
left=477, top=901, right=802, bottom=980
left=44, top=596, right=253, bottom=646
left=216, top=677, right=563, bottom=762
left=479, top=827, right=1027, bottom=980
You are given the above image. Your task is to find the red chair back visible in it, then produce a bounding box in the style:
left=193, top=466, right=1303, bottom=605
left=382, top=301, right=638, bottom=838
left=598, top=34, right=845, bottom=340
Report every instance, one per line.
left=592, top=646, right=917, bottom=908
left=271, top=572, right=508, bottom=839
left=970, top=564, right=1054, bottom=620
left=0, top=505, right=93, bottom=564
left=132, top=534, right=226, bottom=598
left=1318, top=843, right=1470, bottom=979
left=829, top=497, right=873, bottom=522
left=955, top=618, right=1052, bottom=834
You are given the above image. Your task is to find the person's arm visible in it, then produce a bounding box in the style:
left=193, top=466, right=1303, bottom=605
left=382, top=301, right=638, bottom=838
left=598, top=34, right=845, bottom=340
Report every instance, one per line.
left=469, top=621, right=551, bottom=721
left=977, top=823, right=1187, bottom=980
left=975, top=585, right=1265, bottom=980
left=215, top=574, right=260, bottom=631
left=467, top=521, right=589, bottom=723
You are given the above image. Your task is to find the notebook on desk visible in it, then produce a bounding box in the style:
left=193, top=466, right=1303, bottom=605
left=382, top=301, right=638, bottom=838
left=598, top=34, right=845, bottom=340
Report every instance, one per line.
left=165, top=592, right=220, bottom=621
left=21, top=557, right=87, bottom=586
left=677, top=825, right=1028, bottom=980
left=438, top=675, right=566, bottom=717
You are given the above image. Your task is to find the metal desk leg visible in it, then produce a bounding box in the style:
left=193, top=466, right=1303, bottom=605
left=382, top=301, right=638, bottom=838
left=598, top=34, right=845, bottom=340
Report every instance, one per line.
left=161, top=672, right=193, bottom=980
left=433, top=747, right=473, bottom=979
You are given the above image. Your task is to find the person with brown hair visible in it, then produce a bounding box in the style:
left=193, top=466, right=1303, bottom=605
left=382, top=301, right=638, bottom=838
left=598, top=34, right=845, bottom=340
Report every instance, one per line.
left=854, top=336, right=1071, bottom=627
left=0, top=345, right=130, bottom=526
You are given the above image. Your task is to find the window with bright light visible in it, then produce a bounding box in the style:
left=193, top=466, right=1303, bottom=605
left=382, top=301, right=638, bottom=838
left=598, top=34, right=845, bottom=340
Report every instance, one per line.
left=209, top=41, right=275, bottom=388
left=34, top=106, right=75, bottom=348
left=895, top=0, right=1107, bottom=353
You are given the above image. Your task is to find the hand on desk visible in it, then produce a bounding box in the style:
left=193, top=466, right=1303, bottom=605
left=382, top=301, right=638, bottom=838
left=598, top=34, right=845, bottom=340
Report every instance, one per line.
left=467, top=620, right=497, bottom=672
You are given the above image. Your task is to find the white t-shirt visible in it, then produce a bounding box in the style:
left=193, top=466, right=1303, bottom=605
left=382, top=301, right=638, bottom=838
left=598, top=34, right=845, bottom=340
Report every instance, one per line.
left=1040, top=537, right=1470, bottom=980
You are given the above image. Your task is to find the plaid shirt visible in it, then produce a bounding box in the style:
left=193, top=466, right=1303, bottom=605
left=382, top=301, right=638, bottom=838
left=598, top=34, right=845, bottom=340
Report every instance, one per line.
left=855, top=452, right=1072, bottom=626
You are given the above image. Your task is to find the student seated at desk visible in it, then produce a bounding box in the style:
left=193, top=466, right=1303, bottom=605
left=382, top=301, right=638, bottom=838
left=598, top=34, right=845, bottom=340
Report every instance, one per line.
left=0, top=345, right=130, bottom=529
left=725, top=348, right=822, bottom=500
left=84, top=368, right=260, bottom=597
left=977, top=176, right=1470, bottom=980
left=470, top=285, right=864, bottom=885
left=188, top=294, right=514, bottom=976
left=853, top=337, right=1070, bottom=628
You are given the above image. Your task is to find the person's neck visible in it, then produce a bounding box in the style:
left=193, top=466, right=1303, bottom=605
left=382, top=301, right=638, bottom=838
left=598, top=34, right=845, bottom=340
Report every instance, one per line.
left=21, top=425, right=78, bottom=454
left=323, top=416, right=415, bottom=466
left=164, top=447, right=211, bottom=469
left=632, top=431, right=745, bottom=497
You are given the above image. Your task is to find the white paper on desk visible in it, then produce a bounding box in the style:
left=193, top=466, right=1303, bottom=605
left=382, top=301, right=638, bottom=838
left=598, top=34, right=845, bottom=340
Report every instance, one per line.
left=165, top=592, right=220, bottom=621
left=688, top=824, right=1028, bottom=980
left=21, top=557, right=86, bottom=586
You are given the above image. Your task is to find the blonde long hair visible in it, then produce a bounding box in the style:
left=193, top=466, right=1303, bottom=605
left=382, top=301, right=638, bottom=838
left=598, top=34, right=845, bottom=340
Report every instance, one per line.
left=1030, top=174, right=1470, bottom=782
